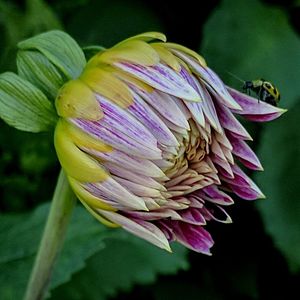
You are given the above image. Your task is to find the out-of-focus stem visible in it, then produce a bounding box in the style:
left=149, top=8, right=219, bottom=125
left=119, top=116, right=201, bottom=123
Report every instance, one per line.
left=24, top=169, right=76, bottom=300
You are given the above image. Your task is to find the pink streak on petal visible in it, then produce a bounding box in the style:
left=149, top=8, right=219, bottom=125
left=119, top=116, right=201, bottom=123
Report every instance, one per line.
left=216, top=104, right=252, bottom=140
left=171, top=221, right=214, bottom=255
left=211, top=154, right=234, bottom=178
left=188, top=197, right=204, bottom=208
left=242, top=113, right=286, bottom=122
left=221, top=165, right=265, bottom=200
left=227, top=132, right=263, bottom=171
left=201, top=185, right=234, bottom=205
left=178, top=208, right=207, bottom=225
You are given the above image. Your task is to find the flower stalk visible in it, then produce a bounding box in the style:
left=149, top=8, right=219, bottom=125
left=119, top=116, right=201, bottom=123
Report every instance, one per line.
left=24, top=170, right=76, bottom=300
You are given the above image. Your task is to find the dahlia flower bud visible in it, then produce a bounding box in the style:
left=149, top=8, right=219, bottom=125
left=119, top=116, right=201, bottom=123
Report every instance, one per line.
left=54, top=32, right=285, bottom=254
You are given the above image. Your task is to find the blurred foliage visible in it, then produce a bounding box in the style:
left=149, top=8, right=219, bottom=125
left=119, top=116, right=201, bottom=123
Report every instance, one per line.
left=256, top=104, right=300, bottom=272
left=52, top=236, right=188, bottom=300
left=0, top=204, right=188, bottom=299
left=0, top=0, right=62, bottom=72
left=201, top=0, right=300, bottom=275
left=201, top=0, right=300, bottom=109
left=0, top=0, right=300, bottom=299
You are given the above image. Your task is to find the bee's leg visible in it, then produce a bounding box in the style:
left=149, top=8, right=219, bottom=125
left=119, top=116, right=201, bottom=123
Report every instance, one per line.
left=257, top=86, right=263, bottom=103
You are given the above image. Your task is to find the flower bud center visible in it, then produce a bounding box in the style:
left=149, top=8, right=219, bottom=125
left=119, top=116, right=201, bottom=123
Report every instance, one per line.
left=162, top=120, right=216, bottom=205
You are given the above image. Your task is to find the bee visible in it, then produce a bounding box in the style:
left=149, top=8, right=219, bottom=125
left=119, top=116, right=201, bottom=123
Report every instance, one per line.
left=227, top=72, right=281, bottom=107
left=242, top=79, right=280, bottom=107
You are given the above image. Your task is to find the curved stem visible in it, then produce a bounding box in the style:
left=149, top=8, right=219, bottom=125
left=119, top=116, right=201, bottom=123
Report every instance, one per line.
left=24, top=169, right=76, bottom=300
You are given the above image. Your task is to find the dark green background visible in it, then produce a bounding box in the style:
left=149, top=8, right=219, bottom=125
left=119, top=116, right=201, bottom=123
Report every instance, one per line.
left=1, top=0, right=300, bottom=299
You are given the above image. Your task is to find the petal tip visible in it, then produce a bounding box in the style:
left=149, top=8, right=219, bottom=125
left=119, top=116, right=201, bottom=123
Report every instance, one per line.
left=258, top=193, right=266, bottom=199
left=279, top=108, right=288, bottom=114
left=164, top=243, right=172, bottom=252
left=225, top=216, right=233, bottom=224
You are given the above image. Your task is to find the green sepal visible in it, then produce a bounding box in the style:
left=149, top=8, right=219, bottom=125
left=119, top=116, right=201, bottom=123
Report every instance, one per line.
left=17, top=50, right=66, bottom=101
left=0, top=72, right=57, bottom=132
left=82, top=45, right=106, bottom=61
left=18, top=30, right=86, bottom=80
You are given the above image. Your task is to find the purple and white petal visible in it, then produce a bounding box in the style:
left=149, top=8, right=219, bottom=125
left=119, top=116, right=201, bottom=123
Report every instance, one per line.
left=105, top=162, right=166, bottom=190
left=99, top=210, right=171, bottom=251
left=134, top=88, right=190, bottom=129
left=129, top=91, right=179, bottom=147
left=227, top=132, right=263, bottom=170
left=216, top=104, right=253, bottom=140
left=200, top=184, right=234, bottom=206
left=171, top=221, right=214, bottom=255
left=86, top=177, right=148, bottom=210
left=228, top=87, right=286, bottom=121
left=172, top=50, right=241, bottom=110
left=178, top=208, right=207, bottom=225
left=114, top=62, right=200, bottom=101
left=73, top=118, right=162, bottom=159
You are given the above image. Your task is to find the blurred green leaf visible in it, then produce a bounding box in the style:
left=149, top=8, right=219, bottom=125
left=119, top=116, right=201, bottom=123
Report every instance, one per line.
left=51, top=234, right=189, bottom=300
left=0, top=2, right=23, bottom=43
left=255, top=102, right=300, bottom=272
left=66, top=0, right=163, bottom=47
left=0, top=124, right=57, bottom=211
left=0, top=203, right=117, bottom=299
left=201, top=0, right=300, bottom=109
left=0, top=0, right=63, bottom=72
left=0, top=72, right=57, bottom=132
left=25, top=0, right=62, bottom=34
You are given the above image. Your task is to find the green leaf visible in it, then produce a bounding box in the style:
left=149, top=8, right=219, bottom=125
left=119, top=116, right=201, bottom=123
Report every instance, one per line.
left=17, top=50, right=66, bottom=100
left=0, top=72, right=57, bottom=132
left=51, top=233, right=189, bottom=300
left=82, top=45, right=106, bottom=61
left=0, top=203, right=118, bottom=300
left=255, top=102, right=300, bottom=272
left=201, top=0, right=300, bottom=109
left=18, top=30, right=86, bottom=80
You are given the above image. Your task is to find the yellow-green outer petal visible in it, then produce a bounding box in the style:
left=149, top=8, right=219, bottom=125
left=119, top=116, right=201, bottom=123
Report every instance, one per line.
left=56, top=79, right=103, bottom=121
left=54, top=119, right=108, bottom=182
left=68, top=176, right=116, bottom=211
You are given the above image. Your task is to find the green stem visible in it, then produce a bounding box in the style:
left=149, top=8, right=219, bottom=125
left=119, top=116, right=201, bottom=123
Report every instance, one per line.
left=24, top=169, right=76, bottom=300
